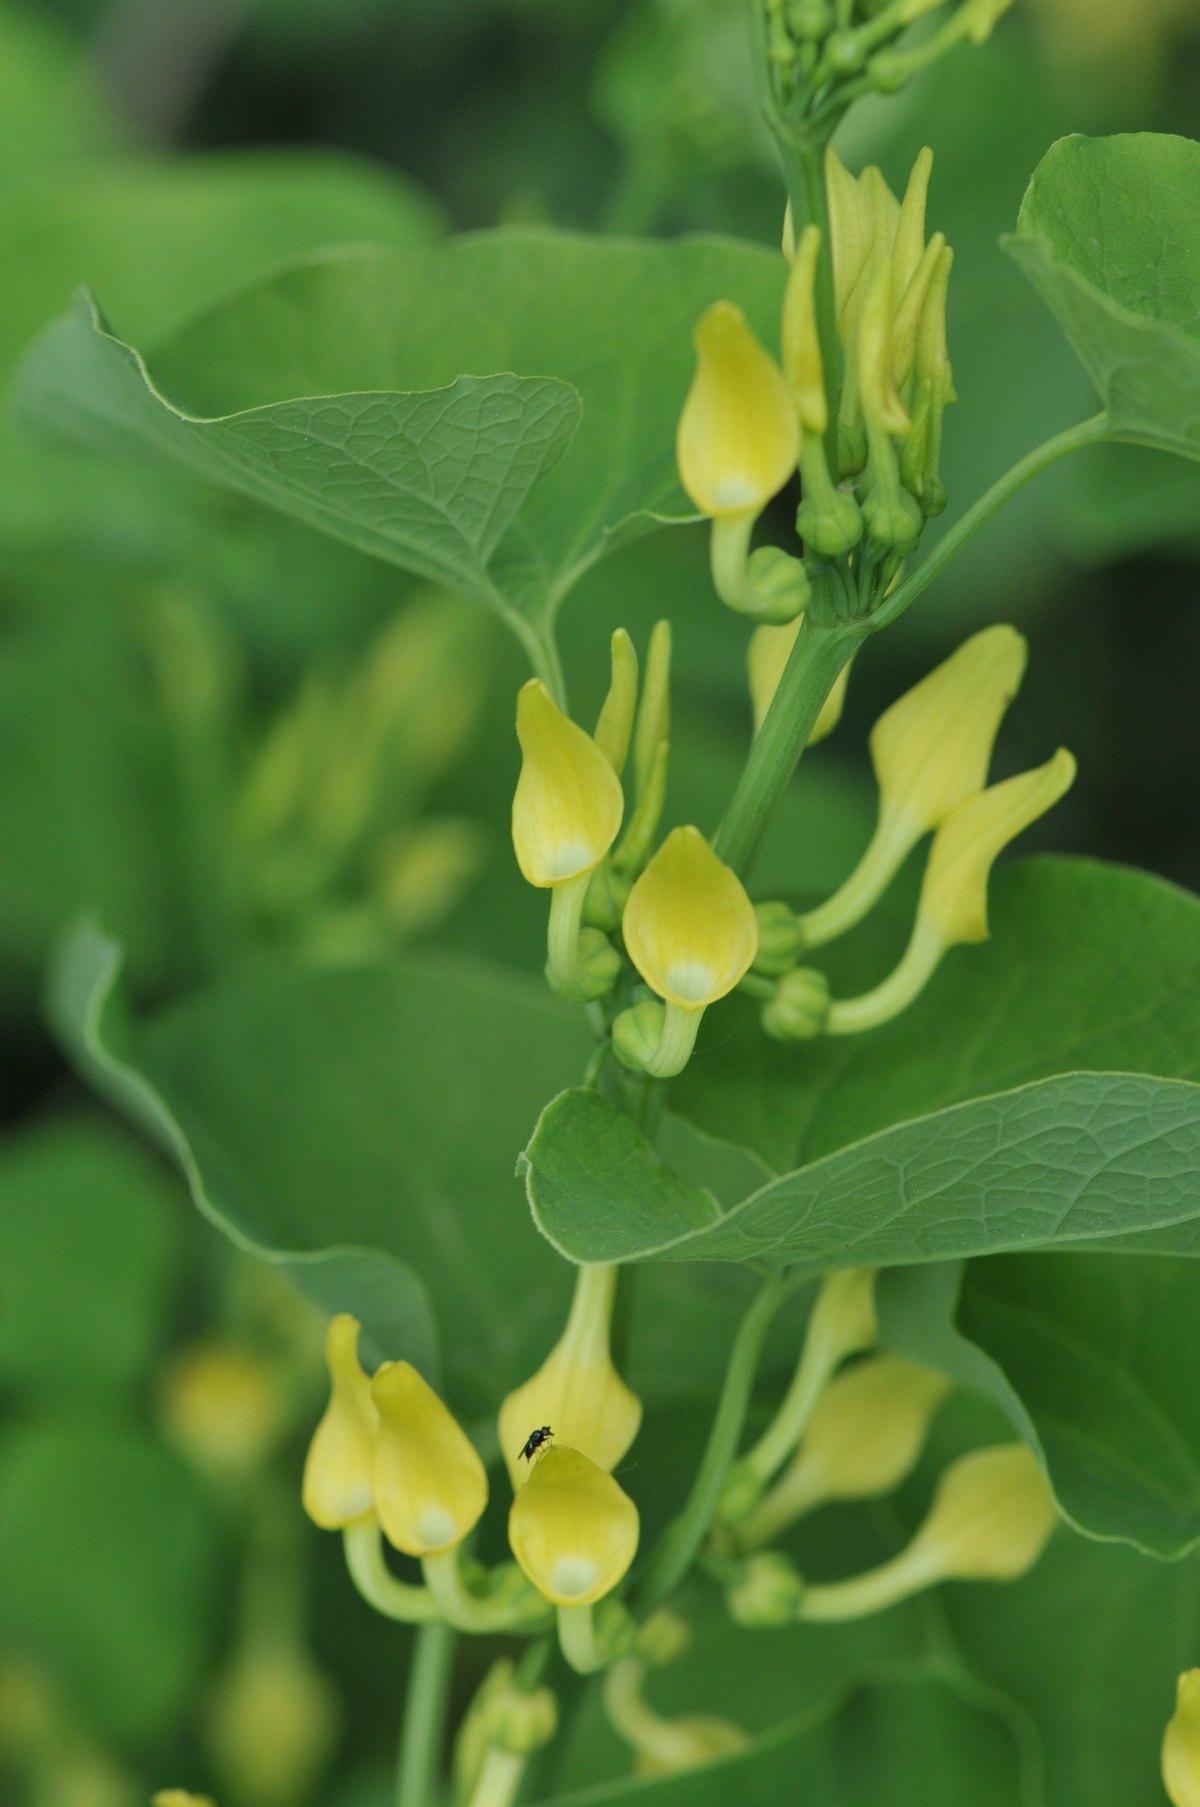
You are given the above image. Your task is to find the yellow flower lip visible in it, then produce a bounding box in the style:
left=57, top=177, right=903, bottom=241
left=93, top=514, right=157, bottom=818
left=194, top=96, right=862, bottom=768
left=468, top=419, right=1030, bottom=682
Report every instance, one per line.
left=676, top=302, right=799, bottom=520
left=622, top=826, right=758, bottom=1009
left=302, top=1313, right=379, bottom=1531
left=508, top=1445, right=639, bottom=1607
left=513, top=680, right=624, bottom=887
left=370, top=1359, right=488, bottom=1557
left=1165, top=1670, right=1200, bottom=1807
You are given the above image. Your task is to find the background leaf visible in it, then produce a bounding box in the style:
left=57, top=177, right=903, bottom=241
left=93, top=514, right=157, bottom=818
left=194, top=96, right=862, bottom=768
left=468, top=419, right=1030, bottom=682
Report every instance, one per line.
left=1005, top=133, right=1200, bottom=461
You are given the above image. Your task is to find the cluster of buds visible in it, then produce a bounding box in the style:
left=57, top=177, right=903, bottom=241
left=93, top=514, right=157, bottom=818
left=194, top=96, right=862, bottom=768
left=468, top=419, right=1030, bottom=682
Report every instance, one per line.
left=745, top=624, right=1076, bottom=1041
left=678, top=142, right=958, bottom=634
left=512, top=632, right=759, bottom=1079
left=305, top=1272, right=644, bottom=1676
left=761, top=0, right=1015, bottom=124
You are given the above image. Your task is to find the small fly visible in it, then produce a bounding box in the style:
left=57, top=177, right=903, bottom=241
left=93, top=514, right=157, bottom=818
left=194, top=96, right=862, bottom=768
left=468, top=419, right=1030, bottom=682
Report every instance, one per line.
left=520, top=1425, right=554, bottom=1463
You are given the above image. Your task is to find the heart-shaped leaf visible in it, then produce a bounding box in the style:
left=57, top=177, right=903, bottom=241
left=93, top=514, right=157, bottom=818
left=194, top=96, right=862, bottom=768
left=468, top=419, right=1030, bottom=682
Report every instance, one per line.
left=1005, top=133, right=1200, bottom=460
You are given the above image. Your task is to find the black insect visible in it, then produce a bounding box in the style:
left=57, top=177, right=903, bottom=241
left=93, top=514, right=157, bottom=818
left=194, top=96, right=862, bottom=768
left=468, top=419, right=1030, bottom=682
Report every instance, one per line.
left=520, top=1425, right=554, bottom=1462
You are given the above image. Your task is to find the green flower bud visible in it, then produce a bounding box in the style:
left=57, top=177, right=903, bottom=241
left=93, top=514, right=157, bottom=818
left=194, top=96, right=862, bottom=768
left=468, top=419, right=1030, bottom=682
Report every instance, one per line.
left=744, top=546, right=812, bottom=625
left=726, top=1551, right=805, bottom=1628
left=762, top=967, right=830, bottom=1041
left=752, top=901, right=806, bottom=977
left=795, top=484, right=864, bottom=557
left=612, top=998, right=666, bottom=1073
left=786, top=0, right=833, bottom=37
left=481, top=1678, right=559, bottom=1756
left=861, top=487, right=924, bottom=554
left=551, top=927, right=621, bottom=1004
left=636, top=1608, right=693, bottom=1668
left=583, top=860, right=633, bottom=934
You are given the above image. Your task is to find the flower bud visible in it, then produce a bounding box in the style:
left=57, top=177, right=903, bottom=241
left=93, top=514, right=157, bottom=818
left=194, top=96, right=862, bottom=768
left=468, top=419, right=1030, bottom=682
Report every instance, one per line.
left=1163, top=1670, right=1200, bottom=1807
left=623, top=827, right=758, bottom=1011
left=302, top=1314, right=378, bottom=1530
left=726, top=1551, right=805, bottom=1627
left=593, top=629, right=639, bottom=777
left=207, top=1647, right=339, bottom=1807
left=371, top=1361, right=487, bottom=1556
left=636, top=1607, right=692, bottom=1668
left=744, top=546, right=811, bottom=624
left=676, top=303, right=798, bottom=520
left=762, top=967, right=830, bottom=1042
left=747, top=618, right=850, bottom=743
left=824, top=146, right=875, bottom=325
left=634, top=1717, right=746, bottom=1776
left=752, top=901, right=806, bottom=978
left=499, top=1264, right=642, bottom=1489
left=919, top=748, right=1077, bottom=948
left=161, top=1341, right=287, bottom=1481
left=612, top=998, right=667, bottom=1073
left=481, top=1677, right=559, bottom=1755
left=508, top=1446, right=639, bottom=1606
left=781, top=225, right=828, bottom=436
left=909, top=1443, right=1057, bottom=1582
left=513, top=680, right=623, bottom=888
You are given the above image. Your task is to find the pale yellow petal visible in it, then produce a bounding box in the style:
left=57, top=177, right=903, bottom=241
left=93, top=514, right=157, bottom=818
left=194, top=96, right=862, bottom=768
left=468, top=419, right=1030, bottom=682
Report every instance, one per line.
left=676, top=303, right=798, bottom=518
left=508, top=1446, right=639, bottom=1606
left=513, top=680, right=624, bottom=886
left=622, top=826, right=758, bottom=1008
left=302, top=1314, right=379, bottom=1530
left=371, top=1361, right=488, bottom=1556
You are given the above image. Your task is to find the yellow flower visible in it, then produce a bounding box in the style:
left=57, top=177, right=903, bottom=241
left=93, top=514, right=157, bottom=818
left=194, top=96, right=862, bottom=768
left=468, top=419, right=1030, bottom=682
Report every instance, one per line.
left=1164, top=1670, right=1200, bottom=1807
left=207, top=1645, right=339, bottom=1807
left=512, top=680, right=623, bottom=888
left=302, top=1314, right=378, bottom=1530
left=499, top=1264, right=642, bottom=1490
left=153, top=1796, right=214, bottom=1807
left=747, top=617, right=849, bottom=743
left=800, top=1443, right=1058, bottom=1622
left=508, top=1445, right=639, bottom=1607
left=780, top=225, right=828, bottom=436
left=739, top=1355, right=950, bottom=1547
left=623, top=826, right=757, bottom=1009
left=676, top=303, right=798, bottom=520
left=593, top=629, right=639, bottom=777
left=919, top=749, right=1078, bottom=946
left=370, top=1360, right=488, bottom=1556
left=160, top=1340, right=287, bottom=1481
left=800, top=625, right=1028, bottom=952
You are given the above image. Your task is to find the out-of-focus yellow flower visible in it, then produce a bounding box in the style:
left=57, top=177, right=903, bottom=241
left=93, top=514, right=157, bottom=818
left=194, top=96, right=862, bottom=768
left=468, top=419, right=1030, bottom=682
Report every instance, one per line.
left=153, top=1795, right=214, bottom=1807
left=508, top=1446, right=639, bottom=1607
left=160, top=1341, right=287, bottom=1482
left=801, top=1443, right=1058, bottom=1621
left=747, top=617, right=849, bottom=743
left=800, top=625, right=1028, bottom=951
left=499, top=1264, right=641, bottom=1490
left=676, top=303, right=798, bottom=520
left=207, top=1647, right=339, bottom=1807
left=371, top=1360, right=488, bottom=1557
left=826, top=747, right=1075, bottom=1036
left=513, top=680, right=623, bottom=888
left=740, top=1355, right=950, bottom=1547
left=615, top=827, right=758, bottom=1078
left=302, top=1314, right=378, bottom=1530
left=1164, top=1670, right=1200, bottom=1807
left=603, top=1655, right=746, bottom=1776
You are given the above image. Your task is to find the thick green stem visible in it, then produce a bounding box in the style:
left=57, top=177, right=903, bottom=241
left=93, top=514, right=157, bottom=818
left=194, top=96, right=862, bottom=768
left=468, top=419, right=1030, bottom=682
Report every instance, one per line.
left=634, top=1272, right=794, bottom=1614
left=396, top=1619, right=456, bottom=1807
left=715, top=611, right=864, bottom=880
left=869, top=414, right=1109, bottom=636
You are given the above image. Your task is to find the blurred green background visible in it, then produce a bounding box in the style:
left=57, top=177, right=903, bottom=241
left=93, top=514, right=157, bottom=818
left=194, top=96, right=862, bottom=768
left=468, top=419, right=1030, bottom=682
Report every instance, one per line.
left=1, top=1, right=1199, bottom=1803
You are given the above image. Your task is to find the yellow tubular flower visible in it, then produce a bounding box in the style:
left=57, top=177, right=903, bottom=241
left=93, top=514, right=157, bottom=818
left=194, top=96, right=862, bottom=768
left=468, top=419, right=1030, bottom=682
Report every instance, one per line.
left=302, top=1314, right=379, bottom=1530
left=498, top=1263, right=642, bottom=1490
left=739, top=1355, right=950, bottom=1547
left=748, top=617, right=850, bottom=744
left=370, top=1360, right=488, bottom=1557
left=513, top=680, right=623, bottom=888
left=781, top=225, right=828, bottom=436
left=617, top=827, right=758, bottom=1077
left=858, top=256, right=911, bottom=439
left=508, top=1445, right=639, bottom=1607
left=676, top=302, right=798, bottom=520
left=593, top=630, right=639, bottom=777
left=891, top=147, right=933, bottom=302
left=800, top=1443, right=1058, bottom=1622
left=825, top=146, right=877, bottom=324
left=826, top=748, right=1076, bottom=1036
left=632, top=620, right=672, bottom=807
left=799, top=625, right=1028, bottom=952
left=1164, top=1671, right=1200, bottom=1807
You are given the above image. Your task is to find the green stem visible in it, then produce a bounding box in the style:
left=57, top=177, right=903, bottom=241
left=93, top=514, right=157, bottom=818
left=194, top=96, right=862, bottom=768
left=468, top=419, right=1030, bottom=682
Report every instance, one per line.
left=396, top=1619, right=456, bottom=1807
left=869, top=414, right=1109, bottom=636
left=634, top=1272, right=794, bottom=1615
left=715, top=610, right=864, bottom=880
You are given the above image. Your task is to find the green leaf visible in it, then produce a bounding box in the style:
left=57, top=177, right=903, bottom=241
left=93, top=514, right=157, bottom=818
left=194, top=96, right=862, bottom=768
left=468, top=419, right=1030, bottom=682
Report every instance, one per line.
left=0, top=1418, right=218, bottom=1742
left=960, top=1254, right=1200, bottom=1559
left=49, top=922, right=444, bottom=1383
left=526, top=1070, right=1200, bottom=1269
left=0, top=1118, right=179, bottom=1397
left=18, top=292, right=582, bottom=647
left=16, top=233, right=785, bottom=634
left=673, top=859, right=1200, bottom=1176
left=1005, top=133, right=1200, bottom=460
left=947, top=1525, right=1200, bottom=1807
